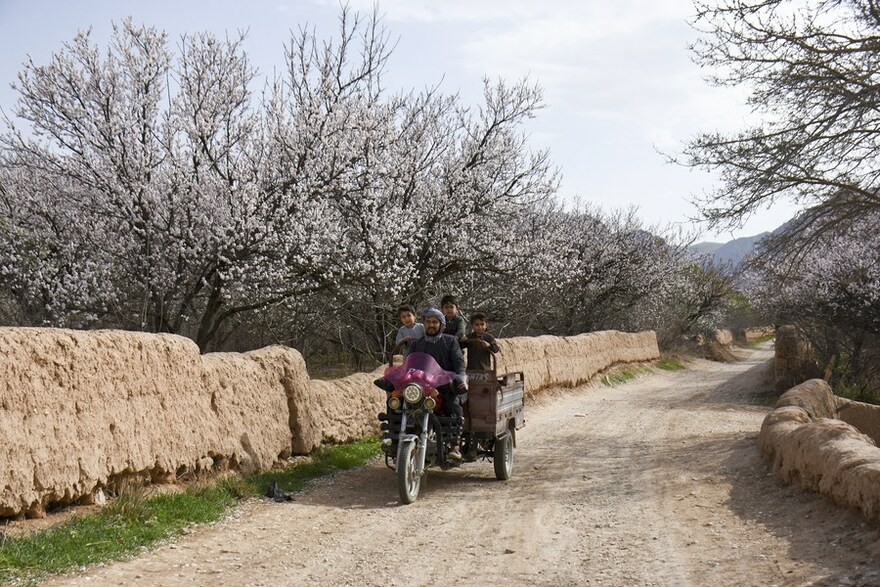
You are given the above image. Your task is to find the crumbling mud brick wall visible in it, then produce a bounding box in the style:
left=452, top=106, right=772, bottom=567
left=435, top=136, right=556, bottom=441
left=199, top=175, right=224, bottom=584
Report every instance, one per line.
left=495, top=330, right=660, bottom=396
left=836, top=400, right=880, bottom=446
left=0, top=328, right=303, bottom=519
left=712, top=329, right=734, bottom=346
left=291, top=371, right=386, bottom=454
left=744, top=326, right=775, bottom=342
left=774, top=325, right=822, bottom=392
left=759, top=379, right=880, bottom=521
left=732, top=326, right=775, bottom=344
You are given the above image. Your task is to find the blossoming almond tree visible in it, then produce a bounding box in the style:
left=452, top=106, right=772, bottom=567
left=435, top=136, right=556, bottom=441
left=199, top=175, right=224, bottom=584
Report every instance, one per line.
left=0, top=6, right=739, bottom=360
left=749, top=214, right=880, bottom=390
left=0, top=15, right=379, bottom=350
left=681, top=0, right=880, bottom=393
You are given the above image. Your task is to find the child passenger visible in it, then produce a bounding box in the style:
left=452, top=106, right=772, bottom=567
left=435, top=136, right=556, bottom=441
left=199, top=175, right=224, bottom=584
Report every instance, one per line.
left=394, top=304, right=425, bottom=352
left=374, top=305, right=426, bottom=394
left=461, top=312, right=499, bottom=371
left=440, top=294, right=467, bottom=341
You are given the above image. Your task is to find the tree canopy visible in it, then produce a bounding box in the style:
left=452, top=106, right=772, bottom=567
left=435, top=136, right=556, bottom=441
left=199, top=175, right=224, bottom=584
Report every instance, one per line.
left=683, top=0, right=880, bottom=247
left=0, top=7, right=739, bottom=361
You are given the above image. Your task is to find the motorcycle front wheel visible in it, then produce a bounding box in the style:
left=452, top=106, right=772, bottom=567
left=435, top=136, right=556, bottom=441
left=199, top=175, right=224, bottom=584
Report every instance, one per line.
left=397, top=440, right=422, bottom=504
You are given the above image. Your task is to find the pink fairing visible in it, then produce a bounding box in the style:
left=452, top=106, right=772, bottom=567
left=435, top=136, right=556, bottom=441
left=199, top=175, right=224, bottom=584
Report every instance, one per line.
left=383, top=352, right=456, bottom=392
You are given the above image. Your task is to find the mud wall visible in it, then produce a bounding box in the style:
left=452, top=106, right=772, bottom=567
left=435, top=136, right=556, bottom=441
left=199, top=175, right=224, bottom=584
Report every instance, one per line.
left=836, top=400, right=880, bottom=446
left=743, top=326, right=775, bottom=342
left=0, top=327, right=658, bottom=517
left=713, top=329, right=734, bottom=346
left=774, top=325, right=822, bottom=392
left=759, top=379, right=880, bottom=521
left=291, top=372, right=387, bottom=455
left=495, top=330, right=659, bottom=394
left=0, top=328, right=305, bottom=519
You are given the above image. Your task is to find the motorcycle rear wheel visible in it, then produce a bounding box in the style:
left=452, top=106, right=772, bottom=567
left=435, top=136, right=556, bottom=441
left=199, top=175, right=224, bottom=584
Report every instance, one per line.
left=397, top=440, right=422, bottom=504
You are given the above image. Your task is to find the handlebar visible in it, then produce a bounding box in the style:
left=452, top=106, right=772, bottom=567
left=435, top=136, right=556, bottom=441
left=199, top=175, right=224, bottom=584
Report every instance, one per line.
left=388, top=340, right=406, bottom=367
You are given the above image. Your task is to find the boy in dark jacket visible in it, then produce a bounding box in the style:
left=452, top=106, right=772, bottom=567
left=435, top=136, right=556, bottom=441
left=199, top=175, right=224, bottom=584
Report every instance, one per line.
left=440, top=294, right=467, bottom=341
left=462, top=312, right=499, bottom=371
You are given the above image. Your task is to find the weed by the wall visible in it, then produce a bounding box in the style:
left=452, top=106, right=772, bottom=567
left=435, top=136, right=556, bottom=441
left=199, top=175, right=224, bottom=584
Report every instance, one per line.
left=603, top=367, right=652, bottom=386
left=655, top=359, right=685, bottom=371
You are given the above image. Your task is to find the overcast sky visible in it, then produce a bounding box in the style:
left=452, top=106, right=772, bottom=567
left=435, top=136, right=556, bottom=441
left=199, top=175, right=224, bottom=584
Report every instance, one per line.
left=0, top=0, right=799, bottom=242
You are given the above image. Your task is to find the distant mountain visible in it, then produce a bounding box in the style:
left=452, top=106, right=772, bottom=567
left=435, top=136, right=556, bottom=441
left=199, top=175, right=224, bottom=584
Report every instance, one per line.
left=691, top=232, right=771, bottom=266
left=690, top=242, right=724, bottom=256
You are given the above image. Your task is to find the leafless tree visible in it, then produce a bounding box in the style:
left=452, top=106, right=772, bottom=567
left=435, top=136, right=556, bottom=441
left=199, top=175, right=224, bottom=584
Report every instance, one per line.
left=680, top=0, right=880, bottom=251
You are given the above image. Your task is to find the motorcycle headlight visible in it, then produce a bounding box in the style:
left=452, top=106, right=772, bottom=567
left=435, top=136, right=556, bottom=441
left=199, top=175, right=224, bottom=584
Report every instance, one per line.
left=388, top=396, right=401, bottom=410
left=403, top=383, right=423, bottom=404
left=423, top=396, right=436, bottom=411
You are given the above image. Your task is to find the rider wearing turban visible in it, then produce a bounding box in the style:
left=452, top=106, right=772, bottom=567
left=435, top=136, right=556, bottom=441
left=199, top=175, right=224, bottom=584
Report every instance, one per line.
left=407, top=307, right=469, bottom=460
left=421, top=307, right=445, bottom=334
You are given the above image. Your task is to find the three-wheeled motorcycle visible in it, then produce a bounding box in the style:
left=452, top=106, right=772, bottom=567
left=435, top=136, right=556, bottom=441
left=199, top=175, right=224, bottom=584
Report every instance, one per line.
left=377, top=351, right=525, bottom=504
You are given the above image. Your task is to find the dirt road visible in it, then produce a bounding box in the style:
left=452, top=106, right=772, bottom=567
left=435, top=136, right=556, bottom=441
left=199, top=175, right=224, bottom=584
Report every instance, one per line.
left=46, top=344, right=880, bottom=586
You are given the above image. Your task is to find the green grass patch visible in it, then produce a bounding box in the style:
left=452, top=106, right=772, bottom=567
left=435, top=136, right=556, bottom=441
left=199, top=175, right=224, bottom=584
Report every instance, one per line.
left=746, top=334, right=776, bottom=346
left=602, top=368, right=647, bottom=386
left=655, top=359, right=685, bottom=371
left=0, top=438, right=381, bottom=586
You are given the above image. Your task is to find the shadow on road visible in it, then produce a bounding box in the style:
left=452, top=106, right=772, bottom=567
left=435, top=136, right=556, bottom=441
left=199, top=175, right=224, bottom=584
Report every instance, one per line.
left=703, top=356, right=778, bottom=407
left=721, top=437, right=880, bottom=585
left=289, top=457, right=498, bottom=510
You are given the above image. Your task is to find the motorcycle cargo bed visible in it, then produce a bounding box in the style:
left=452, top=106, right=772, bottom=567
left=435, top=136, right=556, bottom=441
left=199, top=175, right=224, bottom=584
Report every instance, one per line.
left=465, top=369, right=525, bottom=436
